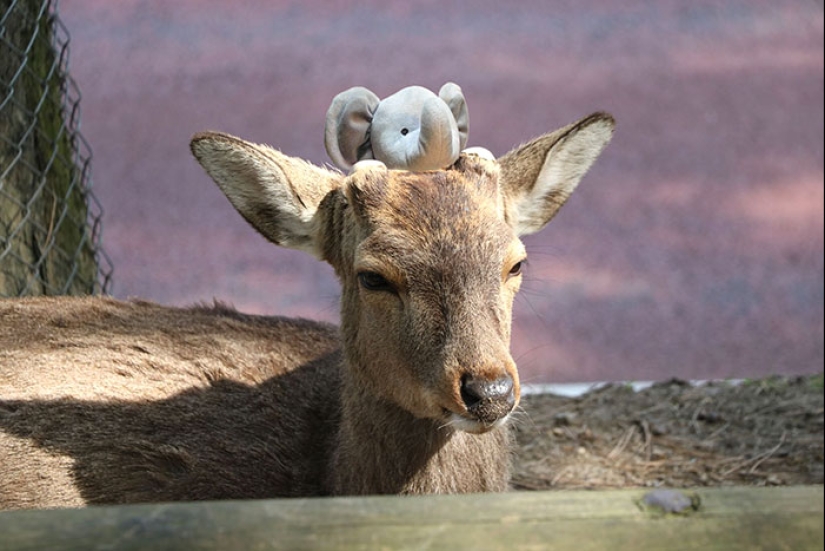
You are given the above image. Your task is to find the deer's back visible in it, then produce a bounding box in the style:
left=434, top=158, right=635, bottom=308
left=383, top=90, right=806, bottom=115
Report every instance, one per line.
left=0, top=296, right=342, bottom=509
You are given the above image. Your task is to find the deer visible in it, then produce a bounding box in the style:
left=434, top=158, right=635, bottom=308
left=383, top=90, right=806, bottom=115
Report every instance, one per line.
left=0, top=112, right=614, bottom=510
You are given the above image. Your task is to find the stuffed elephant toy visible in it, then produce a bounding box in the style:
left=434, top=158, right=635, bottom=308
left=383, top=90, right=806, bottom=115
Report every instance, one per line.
left=325, top=83, right=469, bottom=172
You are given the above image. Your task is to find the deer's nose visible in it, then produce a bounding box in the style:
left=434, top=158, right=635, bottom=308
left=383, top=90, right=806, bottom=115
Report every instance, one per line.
left=460, top=373, right=516, bottom=424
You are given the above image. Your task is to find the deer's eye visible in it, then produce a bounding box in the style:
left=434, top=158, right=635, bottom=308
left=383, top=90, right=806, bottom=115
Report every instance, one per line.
left=508, top=261, right=525, bottom=278
left=358, top=271, right=395, bottom=292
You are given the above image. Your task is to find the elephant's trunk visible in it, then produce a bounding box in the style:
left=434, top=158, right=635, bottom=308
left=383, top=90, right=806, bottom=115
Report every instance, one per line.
left=407, top=98, right=461, bottom=171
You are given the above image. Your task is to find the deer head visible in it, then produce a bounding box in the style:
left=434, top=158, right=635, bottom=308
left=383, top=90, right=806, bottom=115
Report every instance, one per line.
left=191, top=112, right=614, bottom=434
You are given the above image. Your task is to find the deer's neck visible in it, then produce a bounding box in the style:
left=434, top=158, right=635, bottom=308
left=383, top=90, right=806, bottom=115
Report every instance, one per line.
left=329, top=372, right=511, bottom=496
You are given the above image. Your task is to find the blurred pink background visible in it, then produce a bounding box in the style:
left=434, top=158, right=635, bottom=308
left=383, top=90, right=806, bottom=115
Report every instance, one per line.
left=60, top=1, right=823, bottom=384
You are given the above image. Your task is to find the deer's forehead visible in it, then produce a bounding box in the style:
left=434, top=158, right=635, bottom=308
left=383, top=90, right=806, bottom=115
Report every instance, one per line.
left=352, top=159, right=505, bottom=223
left=344, top=158, right=520, bottom=273
left=354, top=189, right=519, bottom=279
left=374, top=174, right=508, bottom=241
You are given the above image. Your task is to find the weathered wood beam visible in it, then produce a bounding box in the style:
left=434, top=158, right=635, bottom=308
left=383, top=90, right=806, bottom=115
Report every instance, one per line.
left=0, top=486, right=822, bottom=550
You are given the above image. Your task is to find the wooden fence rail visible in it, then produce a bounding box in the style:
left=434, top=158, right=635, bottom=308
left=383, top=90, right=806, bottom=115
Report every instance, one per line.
left=0, top=486, right=822, bottom=550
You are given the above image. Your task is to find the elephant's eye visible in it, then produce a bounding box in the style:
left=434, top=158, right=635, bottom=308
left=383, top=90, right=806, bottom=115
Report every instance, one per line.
left=400, top=128, right=409, bottom=136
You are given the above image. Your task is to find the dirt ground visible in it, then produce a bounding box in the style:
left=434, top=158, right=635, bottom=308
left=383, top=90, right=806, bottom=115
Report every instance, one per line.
left=512, top=374, right=824, bottom=490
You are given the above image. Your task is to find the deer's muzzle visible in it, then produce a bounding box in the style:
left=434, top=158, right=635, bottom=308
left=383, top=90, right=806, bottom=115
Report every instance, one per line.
left=459, top=372, right=516, bottom=426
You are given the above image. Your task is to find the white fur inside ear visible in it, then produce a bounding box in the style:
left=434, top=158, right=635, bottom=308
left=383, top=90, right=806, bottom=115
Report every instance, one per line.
left=461, top=147, right=496, bottom=161
left=350, top=160, right=387, bottom=174
left=515, top=116, right=614, bottom=235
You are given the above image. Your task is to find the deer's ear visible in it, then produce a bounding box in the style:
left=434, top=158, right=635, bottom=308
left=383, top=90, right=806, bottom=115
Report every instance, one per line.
left=191, top=132, right=342, bottom=257
left=498, top=112, right=615, bottom=236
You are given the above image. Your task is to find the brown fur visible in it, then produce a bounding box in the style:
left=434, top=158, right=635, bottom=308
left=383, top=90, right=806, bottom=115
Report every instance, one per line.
left=0, top=112, right=613, bottom=509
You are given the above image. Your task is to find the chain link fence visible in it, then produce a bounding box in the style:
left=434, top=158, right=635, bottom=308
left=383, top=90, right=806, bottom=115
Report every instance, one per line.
left=1, top=0, right=111, bottom=297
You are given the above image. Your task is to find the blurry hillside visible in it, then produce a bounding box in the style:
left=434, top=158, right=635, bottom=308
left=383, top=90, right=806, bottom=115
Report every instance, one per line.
left=60, top=1, right=823, bottom=383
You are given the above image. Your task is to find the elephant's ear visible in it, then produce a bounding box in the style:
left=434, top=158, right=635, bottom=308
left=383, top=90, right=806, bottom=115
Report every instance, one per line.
left=439, top=82, right=469, bottom=151
left=324, top=87, right=380, bottom=171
